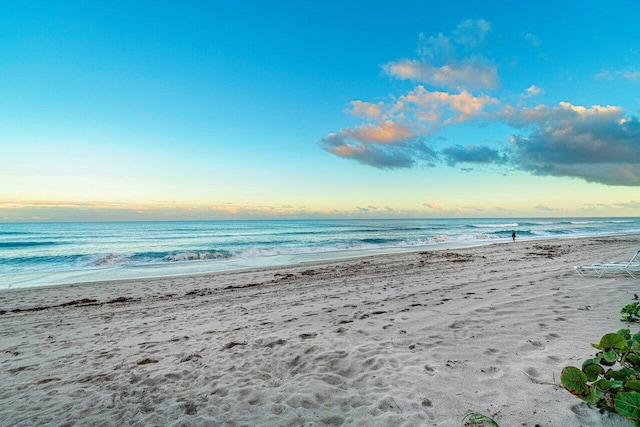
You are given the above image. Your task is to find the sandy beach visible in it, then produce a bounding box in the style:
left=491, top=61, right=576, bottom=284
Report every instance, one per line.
left=1, top=235, right=639, bottom=426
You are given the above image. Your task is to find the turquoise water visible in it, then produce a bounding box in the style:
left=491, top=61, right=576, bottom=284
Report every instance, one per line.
left=1, top=218, right=639, bottom=289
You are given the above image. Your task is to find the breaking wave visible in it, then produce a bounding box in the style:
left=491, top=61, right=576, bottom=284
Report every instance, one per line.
left=90, top=250, right=233, bottom=267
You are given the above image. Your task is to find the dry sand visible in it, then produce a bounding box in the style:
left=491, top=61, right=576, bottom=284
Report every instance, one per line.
left=1, top=235, right=639, bottom=426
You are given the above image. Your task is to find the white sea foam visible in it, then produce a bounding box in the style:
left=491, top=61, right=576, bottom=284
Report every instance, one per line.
left=470, top=223, right=519, bottom=228
left=162, top=251, right=231, bottom=262
left=93, top=253, right=129, bottom=267
left=570, top=220, right=604, bottom=224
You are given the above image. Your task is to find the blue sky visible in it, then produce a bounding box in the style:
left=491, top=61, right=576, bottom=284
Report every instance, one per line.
left=1, top=0, right=639, bottom=221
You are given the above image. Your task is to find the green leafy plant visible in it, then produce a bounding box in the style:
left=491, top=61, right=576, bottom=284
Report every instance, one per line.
left=561, top=328, right=640, bottom=425
left=621, top=302, right=640, bottom=323
left=462, top=411, right=499, bottom=427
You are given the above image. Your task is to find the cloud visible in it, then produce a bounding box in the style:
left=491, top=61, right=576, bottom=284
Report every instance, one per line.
left=319, top=120, right=419, bottom=168
left=349, top=101, right=384, bottom=119
left=337, top=120, right=415, bottom=144
left=398, top=86, right=500, bottom=125
left=454, top=19, right=492, bottom=48
left=321, top=87, right=499, bottom=169
left=594, top=70, right=613, bottom=80
left=458, top=205, right=484, bottom=213
left=423, top=203, right=443, bottom=211
left=320, top=126, right=438, bottom=169
left=383, top=19, right=497, bottom=91
left=417, top=32, right=456, bottom=60
left=416, top=19, right=491, bottom=59
left=3, top=199, right=428, bottom=221
left=595, top=69, right=640, bottom=81
left=614, top=200, right=640, bottom=209
left=619, top=70, right=640, bottom=81
left=326, top=99, right=640, bottom=185
left=522, top=85, right=544, bottom=98
left=0, top=200, right=318, bottom=221
left=442, top=145, right=509, bottom=166
left=535, top=205, right=562, bottom=212
left=320, top=18, right=640, bottom=187
left=504, top=102, right=640, bottom=185
left=384, top=57, right=498, bottom=91
left=321, top=19, right=502, bottom=169
left=524, top=32, right=541, bottom=47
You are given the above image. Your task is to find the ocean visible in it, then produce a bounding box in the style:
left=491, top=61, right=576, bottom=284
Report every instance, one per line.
left=1, top=218, right=639, bottom=290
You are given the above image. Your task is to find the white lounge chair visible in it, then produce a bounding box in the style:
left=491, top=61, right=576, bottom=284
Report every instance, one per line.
left=574, top=249, right=640, bottom=278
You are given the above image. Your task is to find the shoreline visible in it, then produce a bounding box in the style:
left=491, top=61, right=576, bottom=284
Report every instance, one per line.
left=1, top=235, right=639, bottom=425
left=2, top=232, right=634, bottom=292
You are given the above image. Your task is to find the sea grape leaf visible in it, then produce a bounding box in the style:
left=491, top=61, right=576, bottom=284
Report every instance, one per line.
left=598, top=333, right=628, bottom=351
left=617, top=328, right=632, bottom=340
left=595, top=378, right=613, bottom=390
left=608, top=369, right=634, bottom=381
left=628, top=352, right=640, bottom=365
left=583, top=364, right=604, bottom=382
left=603, top=350, right=619, bottom=364
left=625, top=380, right=640, bottom=391
left=562, top=367, right=592, bottom=401
left=615, top=392, right=640, bottom=422
left=582, top=357, right=602, bottom=368
left=622, top=305, right=640, bottom=319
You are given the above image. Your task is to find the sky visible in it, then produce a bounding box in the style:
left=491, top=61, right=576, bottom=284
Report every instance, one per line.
left=1, top=0, right=640, bottom=221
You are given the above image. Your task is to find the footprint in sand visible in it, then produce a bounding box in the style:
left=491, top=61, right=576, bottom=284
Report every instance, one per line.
left=299, top=332, right=317, bottom=339
left=527, top=340, right=546, bottom=350
left=424, top=365, right=437, bottom=376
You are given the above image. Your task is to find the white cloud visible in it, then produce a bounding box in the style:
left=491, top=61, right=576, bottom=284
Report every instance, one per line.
left=594, top=70, right=614, bottom=80
left=384, top=57, right=498, bottom=90
left=454, top=19, right=492, bottom=48
left=349, top=101, right=384, bottom=118
left=383, top=19, right=497, bottom=91
left=524, top=32, right=541, bottom=47
left=535, top=205, right=562, bottom=212
left=594, top=69, right=640, bottom=81
left=619, top=70, right=640, bottom=81
left=522, top=85, right=544, bottom=98
left=397, top=86, right=500, bottom=124
left=417, top=32, right=455, bottom=60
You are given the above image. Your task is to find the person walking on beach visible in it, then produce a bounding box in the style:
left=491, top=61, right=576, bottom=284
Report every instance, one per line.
left=511, top=229, right=516, bottom=242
